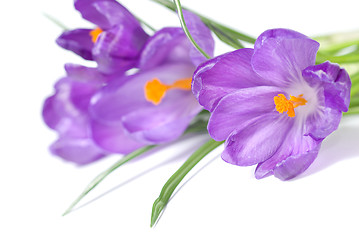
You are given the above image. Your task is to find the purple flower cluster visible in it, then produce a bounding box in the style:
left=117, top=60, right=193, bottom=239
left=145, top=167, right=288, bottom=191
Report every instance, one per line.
left=44, top=1, right=351, bottom=180
left=43, top=0, right=214, bottom=164
left=193, top=29, right=351, bottom=180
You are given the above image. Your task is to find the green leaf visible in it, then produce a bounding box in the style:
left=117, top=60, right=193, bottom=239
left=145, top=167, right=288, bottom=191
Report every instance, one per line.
left=150, top=0, right=256, bottom=46
left=62, top=145, right=156, bottom=216
left=349, top=97, right=359, bottom=108
left=204, top=20, right=255, bottom=44
left=151, top=0, right=176, bottom=11
left=344, top=106, right=359, bottom=116
left=316, top=51, right=359, bottom=64
left=173, top=0, right=211, bottom=59
left=350, top=84, right=359, bottom=98
left=206, top=22, right=244, bottom=49
left=43, top=13, right=68, bottom=30
left=150, top=138, right=224, bottom=227
left=134, top=15, right=156, bottom=32
left=62, top=114, right=209, bottom=216
left=315, top=30, right=359, bottom=54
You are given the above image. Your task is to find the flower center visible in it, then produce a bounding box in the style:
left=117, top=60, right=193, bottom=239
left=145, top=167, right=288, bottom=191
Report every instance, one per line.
left=273, top=94, right=307, bottom=117
left=89, top=27, right=103, bottom=43
left=144, top=77, right=192, bottom=105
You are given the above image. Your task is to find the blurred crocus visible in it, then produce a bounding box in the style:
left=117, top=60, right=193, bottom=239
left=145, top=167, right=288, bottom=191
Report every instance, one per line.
left=42, top=64, right=111, bottom=164
left=56, top=0, right=149, bottom=74
left=193, top=29, right=351, bottom=180
left=89, top=11, right=214, bottom=153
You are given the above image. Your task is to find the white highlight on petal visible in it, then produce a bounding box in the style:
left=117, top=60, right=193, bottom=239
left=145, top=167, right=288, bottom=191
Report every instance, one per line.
left=285, top=77, right=320, bottom=122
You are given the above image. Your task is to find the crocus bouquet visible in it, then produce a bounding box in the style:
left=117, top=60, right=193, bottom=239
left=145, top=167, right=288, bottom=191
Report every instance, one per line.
left=43, top=0, right=359, bottom=226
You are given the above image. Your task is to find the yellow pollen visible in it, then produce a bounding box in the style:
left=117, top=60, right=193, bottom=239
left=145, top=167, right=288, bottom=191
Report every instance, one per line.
left=144, top=77, right=192, bottom=105
left=89, top=27, right=103, bottom=43
left=273, top=94, right=307, bottom=117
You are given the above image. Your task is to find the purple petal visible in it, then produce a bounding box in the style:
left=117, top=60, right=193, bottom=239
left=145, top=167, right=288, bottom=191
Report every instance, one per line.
left=192, top=48, right=265, bottom=111
left=221, top=113, right=294, bottom=166
left=90, top=63, right=195, bottom=122
left=255, top=127, right=321, bottom=180
left=56, top=29, right=94, bottom=60
left=62, top=64, right=107, bottom=112
left=64, top=63, right=108, bottom=84
left=93, top=25, right=148, bottom=74
left=182, top=10, right=214, bottom=65
left=138, top=28, right=191, bottom=70
left=43, top=78, right=90, bottom=136
left=208, top=86, right=283, bottom=141
left=303, top=61, right=351, bottom=112
left=254, top=28, right=311, bottom=50
left=43, top=95, right=60, bottom=130
left=75, top=0, right=138, bottom=29
left=43, top=65, right=107, bottom=138
left=252, top=29, right=319, bottom=87
left=90, top=120, right=144, bottom=153
left=90, top=62, right=198, bottom=145
left=305, top=106, right=342, bottom=141
left=273, top=143, right=321, bottom=180
left=121, top=89, right=201, bottom=144
left=50, top=136, right=107, bottom=165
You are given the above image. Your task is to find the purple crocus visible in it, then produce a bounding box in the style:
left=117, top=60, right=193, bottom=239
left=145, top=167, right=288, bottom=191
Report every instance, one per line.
left=56, top=0, right=149, bottom=74
left=88, top=11, right=214, bottom=153
left=42, top=64, right=111, bottom=164
left=193, top=29, right=351, bottom=180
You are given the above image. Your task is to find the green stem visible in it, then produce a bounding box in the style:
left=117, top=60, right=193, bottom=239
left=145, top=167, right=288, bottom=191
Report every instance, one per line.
left=63, top=145, right=156, bottom=216
left=150, top=139, right=224, bottom=227
left=173, top=0, right=211, bottom=59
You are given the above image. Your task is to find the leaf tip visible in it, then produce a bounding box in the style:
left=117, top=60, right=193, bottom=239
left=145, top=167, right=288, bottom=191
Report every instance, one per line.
left=150, top=198, right=165, bottom=227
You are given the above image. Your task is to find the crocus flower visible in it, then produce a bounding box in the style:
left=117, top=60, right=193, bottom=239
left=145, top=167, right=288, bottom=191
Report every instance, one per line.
left=56, top=0, right=149, bottom=74
left=192, top=29, right=351, bottom=180
left=88, top=11, right=214, bottom=153
left=43, top=64, right=111, bottom=164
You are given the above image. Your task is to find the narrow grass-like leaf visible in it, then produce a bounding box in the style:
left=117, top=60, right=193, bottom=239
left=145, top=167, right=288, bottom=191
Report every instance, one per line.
left=62, top=117, right=209, bottom=216
left=349, top=97, right=359, bottom=108
left=185, top=110, right=210, bottom=134
left=151, top=0, right=256, bottom=45
left=135, top=15, right=156, bottom=32
left=173, top=0, right=211, bottom=59
left=350, top=84, right=359, bottom=98
left=344, top=107, right=359, bottom=116
left=43, top=13, right=68, bottom=30
left=205, top=21, right=255, bottom=44
left=151, top=0, right=176, bottom=11
left=317, top=41, right=359, bottom=55
left=206, top=21, right=244, bottom=49
left=315, top=30, right=359, bottom=54
left=63, top=145, right=156, bottom=216
left=150, top=139, right=224, bottom=227
left=316, top=51, right=359, bottom=64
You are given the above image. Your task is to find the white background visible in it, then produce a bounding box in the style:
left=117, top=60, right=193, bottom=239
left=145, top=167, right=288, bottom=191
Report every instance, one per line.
left=1, top=0, right=359, bottom=239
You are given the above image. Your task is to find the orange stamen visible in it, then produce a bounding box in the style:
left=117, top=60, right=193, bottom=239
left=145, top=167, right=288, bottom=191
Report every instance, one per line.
left=144, top=77, right=192, bottom=105
left=273, top=94, right=307, bottom=117
left=89, top=27, right=103, bottom=43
